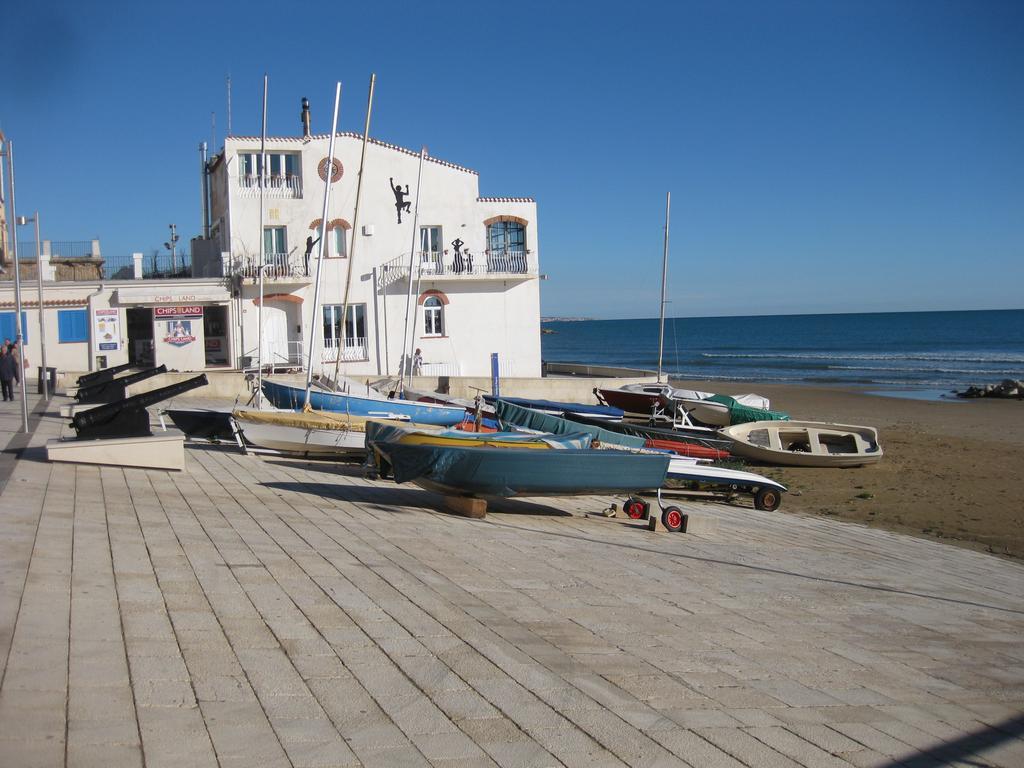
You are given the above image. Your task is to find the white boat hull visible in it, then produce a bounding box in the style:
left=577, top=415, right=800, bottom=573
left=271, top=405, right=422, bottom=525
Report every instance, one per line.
left=720, top=420, right=883, bottom=468
left=234, top=419, right=366, bottom=455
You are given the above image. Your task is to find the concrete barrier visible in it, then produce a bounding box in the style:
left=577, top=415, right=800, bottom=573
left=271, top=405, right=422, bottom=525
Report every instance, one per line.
left=60, top=370, right=660, bottom=405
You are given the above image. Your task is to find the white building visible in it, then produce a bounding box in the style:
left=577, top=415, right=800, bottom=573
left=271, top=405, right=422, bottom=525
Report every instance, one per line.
left=202, top=128, right=542, bottom=379
left=0, top=127, right=543, bottom=381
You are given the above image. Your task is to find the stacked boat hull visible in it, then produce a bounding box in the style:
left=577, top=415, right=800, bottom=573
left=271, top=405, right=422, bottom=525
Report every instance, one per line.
left=720, top=420, right=883, bottom=467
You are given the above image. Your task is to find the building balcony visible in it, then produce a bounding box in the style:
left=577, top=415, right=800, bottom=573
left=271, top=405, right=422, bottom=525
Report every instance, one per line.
left=236, top=174, right=303, bottom=199
left=231, top=252, right=312, bottom=283
left=322, top=337, right=369, bottom=363
left=377, top=249, right=537, bottom=289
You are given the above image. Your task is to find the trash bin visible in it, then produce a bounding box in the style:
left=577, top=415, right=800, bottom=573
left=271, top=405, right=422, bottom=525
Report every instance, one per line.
left=37, top=366, right=57, bottom=395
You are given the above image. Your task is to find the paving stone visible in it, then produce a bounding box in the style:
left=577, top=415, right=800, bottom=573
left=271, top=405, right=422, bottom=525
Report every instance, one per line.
left=746, top=725, right=857, bottom=768
left=695, top=727, right=804, bottom=768
left=4, top=408, right=1024, bottom=768
left=66, top=743, right=144, bottom=768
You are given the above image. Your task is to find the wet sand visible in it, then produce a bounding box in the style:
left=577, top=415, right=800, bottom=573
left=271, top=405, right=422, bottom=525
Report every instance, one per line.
left=670, top=379, right=1024, bottom=559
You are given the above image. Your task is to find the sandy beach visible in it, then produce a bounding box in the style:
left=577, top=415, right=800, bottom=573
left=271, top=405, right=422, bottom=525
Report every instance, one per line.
left=670, top=379, right=1024, bottom=560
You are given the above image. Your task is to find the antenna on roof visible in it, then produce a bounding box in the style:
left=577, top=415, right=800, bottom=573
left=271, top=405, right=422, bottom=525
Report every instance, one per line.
left=226, top=74, right=232, bottom=136
left=301, top=97, right=311, bottom=139
left=210, top=111, right=216, bottom=151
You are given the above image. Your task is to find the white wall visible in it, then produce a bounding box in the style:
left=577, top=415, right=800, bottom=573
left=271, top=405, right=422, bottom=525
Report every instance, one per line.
left=217, top=134, right=542, bottom=378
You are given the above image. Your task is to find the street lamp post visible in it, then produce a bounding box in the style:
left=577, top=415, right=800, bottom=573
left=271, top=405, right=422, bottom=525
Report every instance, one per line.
left=164, top=224, right=179, bottom=275
left=16, top=212, right=48, bottom=398
left=1, top=139, right=30, bottom=432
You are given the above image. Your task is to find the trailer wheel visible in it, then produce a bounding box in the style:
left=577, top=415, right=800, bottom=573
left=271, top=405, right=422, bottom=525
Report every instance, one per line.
left=661, top=506, right=684, bottom=532
left=754, top=487, right=782, bottom=512
left=624, top=497, right=649, bottom=519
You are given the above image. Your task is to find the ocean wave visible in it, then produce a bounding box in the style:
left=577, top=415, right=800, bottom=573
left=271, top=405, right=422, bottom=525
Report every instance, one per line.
left=700, top=351, right=1024, bottom=364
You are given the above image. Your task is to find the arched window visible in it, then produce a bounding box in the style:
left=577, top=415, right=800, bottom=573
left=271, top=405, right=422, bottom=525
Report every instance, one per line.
left=423, top=296, right=444, bottom=336
left=486, top=220, right=527, bottom=273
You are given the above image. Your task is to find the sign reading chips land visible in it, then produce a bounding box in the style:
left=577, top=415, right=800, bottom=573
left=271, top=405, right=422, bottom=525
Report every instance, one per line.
left=93, top=308, right=122, bottom=352
left=154, top=306, right=204, bottom=319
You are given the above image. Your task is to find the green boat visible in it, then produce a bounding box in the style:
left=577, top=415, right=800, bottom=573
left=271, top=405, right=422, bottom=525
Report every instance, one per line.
left=372, top=442, right=671, bottom=498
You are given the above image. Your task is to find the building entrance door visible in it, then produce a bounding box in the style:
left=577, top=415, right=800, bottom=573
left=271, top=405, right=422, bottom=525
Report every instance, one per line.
left=203, top=305, right=229, bottom=367
left=126, top=307, right=154, bottom=366
left=261, top=305, right=290, bottom=369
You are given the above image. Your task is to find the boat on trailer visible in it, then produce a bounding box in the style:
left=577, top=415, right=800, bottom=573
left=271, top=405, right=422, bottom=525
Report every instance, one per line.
left=658, top=391, right=787, bottom=428
left=233, top=409, right=409, bottom=456
left=261, top=379, right=467, bottom=427
left=483, top=395, right=624, bottom=421
left=371, top=442, right=671, bottom=498
left=164, top=408, right=240, bottom=443
left=593, top=383, right=673, bottom=419
left=719, top=421, right=883, bottom=468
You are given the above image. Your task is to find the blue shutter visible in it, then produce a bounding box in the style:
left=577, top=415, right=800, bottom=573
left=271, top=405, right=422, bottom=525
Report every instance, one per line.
left=0, top=312, right=28, bottom=345
left=58, top=309, right=89, bottom=343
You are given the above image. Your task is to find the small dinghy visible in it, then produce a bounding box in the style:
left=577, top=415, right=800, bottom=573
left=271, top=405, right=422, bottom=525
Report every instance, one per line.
left=719, top=420, right=883, bottom=467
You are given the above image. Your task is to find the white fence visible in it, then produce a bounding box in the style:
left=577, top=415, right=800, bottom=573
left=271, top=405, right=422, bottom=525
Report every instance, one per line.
left=237, top=174, right=303, bottom=199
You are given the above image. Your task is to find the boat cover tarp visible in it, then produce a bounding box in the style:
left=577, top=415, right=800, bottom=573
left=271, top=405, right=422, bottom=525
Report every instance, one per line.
left=494, top=400, right=646, bottom=449
left=705, top=394, right=790, bottom=425
left=568, top=413, right=732, bottom=451
left=379, top=442, right=670, bottom=496
left=233, top=409, right=382, bottom=432
left=364, top=419, right=593, bottom=450
left=484, top=395, right=624, bottom=420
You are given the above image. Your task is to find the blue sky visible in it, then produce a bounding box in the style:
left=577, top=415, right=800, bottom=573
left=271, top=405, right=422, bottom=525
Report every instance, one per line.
left=2, top=0, right=1021, bottom=319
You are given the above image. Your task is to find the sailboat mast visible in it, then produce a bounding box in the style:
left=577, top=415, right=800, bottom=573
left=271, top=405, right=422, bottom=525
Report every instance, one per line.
left=332, top=73, right=376, bottom=386
left=657, top=191, right=671, bottom=383
left=303, top=82, right=342, bottom=408
left=256, top=74, right=268, bottom=406
left=400, top=147, right=427, bottom=390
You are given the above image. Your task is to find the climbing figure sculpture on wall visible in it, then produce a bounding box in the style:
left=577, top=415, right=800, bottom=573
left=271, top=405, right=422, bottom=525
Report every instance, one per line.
left=389, top=178, right=412, bottom=223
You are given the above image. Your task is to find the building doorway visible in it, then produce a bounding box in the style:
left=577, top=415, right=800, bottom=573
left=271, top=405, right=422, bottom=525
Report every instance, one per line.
left=203, top=305, right=229, bottom=367
left=126, top=307, right=154, bottom=366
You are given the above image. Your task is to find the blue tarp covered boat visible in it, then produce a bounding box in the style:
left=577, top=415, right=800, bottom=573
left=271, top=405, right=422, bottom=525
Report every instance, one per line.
left=493, top=400, right=646, bottom=449
left=261, top=379, right=466, bottom=426
left=373, top=442, right=671, bottom=498
left=483, top=395, right=623, bottom=421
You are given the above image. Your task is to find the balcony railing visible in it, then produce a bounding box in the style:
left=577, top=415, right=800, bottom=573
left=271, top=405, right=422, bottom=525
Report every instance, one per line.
left=323, top=337, right=368, bottom=362
left=101, top=253, right=193, bottom=280
left=377, top=249, right=535, bottom=288
left=231, top=252, right=309, bottom=280
left=237, top=174, right=303, bottom=199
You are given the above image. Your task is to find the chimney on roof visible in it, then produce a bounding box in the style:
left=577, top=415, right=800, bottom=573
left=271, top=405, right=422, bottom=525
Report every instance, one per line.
left=301, top=97, right=311, bottom=138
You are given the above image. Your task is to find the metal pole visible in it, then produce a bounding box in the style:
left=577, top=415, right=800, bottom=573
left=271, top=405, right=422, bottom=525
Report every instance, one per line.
left=382, top=267, right=389, bottom=376
left=657, top=191, right=670, bottom=383
left=332, top=73, right=375, bottom=385
left=256, top=74, right=268, bottom=407
left=4, top=141, right=30, bottom=432
left=400, top=148, right=427, bottom=390
left=34, top=213, right=48, bottom=398
left=303, top=81, right=342, bottom=408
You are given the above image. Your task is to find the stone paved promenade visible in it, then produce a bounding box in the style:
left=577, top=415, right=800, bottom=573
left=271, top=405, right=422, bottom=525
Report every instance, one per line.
left=1, top=395, right=1023, bottom=767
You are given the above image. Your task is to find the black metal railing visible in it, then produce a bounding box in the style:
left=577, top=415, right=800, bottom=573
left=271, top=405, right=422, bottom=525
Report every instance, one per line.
left=101, top=253, right=193, bottom=280
left=48, top=240, right=96, bottom=258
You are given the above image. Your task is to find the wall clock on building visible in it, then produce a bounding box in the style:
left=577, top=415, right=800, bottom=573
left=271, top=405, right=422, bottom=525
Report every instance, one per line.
left=318, top=157, right=344, bottom=183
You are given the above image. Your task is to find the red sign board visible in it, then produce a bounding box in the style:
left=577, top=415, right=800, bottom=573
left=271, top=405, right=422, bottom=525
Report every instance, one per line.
left=154, top=306, right=204, bottom=318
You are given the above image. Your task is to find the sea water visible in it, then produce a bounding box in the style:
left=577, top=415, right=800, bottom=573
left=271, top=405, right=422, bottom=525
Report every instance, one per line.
left=541, top=309, right=1024, bottom=396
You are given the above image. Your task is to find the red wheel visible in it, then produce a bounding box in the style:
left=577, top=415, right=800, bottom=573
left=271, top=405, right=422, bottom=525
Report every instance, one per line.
left=624, top=497, right=649, bottom=519
left=754, top=487, right=782, bottom=511
left=661, top=506, right=684, bottom=532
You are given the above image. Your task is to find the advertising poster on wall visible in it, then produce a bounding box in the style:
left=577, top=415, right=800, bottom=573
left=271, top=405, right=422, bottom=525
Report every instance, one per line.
left=94, top=308, right=121, bottom=352
left=156, top=306, right=203, bottom=348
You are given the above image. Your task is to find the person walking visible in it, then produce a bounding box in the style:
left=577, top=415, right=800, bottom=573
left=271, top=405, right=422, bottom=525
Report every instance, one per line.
left=0, top=346, right=19, bottom=402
